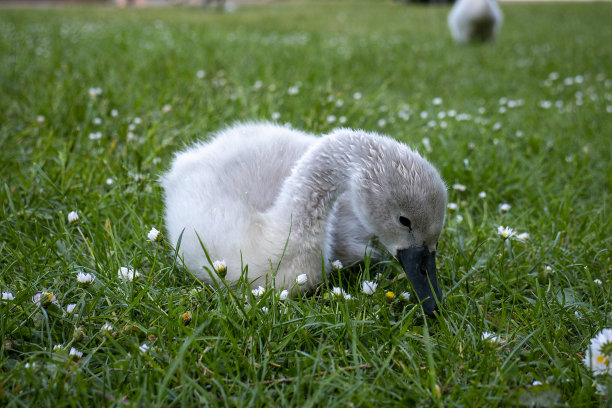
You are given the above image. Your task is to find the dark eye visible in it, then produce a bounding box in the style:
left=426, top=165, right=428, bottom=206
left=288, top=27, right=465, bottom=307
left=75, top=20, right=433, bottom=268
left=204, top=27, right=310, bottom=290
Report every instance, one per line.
left=399, top=216, right=412, bottom=229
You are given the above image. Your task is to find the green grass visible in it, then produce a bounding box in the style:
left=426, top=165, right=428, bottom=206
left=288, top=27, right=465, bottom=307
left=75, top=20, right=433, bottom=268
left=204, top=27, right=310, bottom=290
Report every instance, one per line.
left=1, top=1, right=611, bottom=406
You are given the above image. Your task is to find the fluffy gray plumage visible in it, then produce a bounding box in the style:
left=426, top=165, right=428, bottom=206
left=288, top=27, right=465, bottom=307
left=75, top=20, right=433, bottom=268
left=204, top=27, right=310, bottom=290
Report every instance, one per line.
left=161, top=122, right=447, bottom=296
left=448, top=0, right=503, bottom=44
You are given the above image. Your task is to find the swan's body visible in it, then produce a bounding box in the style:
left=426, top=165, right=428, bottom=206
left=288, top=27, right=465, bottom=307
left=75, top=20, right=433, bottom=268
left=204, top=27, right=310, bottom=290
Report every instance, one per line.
left=162, top=122, right=447, bottom=314
left=448, top=0, right=503, bottom=44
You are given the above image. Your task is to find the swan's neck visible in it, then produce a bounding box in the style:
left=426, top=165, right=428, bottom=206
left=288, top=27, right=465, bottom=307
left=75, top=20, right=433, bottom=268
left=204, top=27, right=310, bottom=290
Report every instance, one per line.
left=267, top=132, right=362, bottom=238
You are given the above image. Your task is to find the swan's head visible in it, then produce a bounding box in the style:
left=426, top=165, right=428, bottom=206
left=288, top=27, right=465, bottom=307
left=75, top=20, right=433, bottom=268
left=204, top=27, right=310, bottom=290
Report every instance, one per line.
left=349, top=134, right=447, bottom=316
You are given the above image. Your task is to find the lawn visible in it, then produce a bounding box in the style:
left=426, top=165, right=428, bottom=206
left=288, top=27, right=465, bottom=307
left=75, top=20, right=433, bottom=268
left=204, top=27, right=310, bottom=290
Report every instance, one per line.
left=1, top=1, right=611, bottom=406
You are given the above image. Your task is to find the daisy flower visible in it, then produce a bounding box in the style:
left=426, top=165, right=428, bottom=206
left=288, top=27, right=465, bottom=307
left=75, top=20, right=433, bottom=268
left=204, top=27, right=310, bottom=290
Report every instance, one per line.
left=516, top=232, right=530, bottom=242
left=162, top=104, right=172, bottom=113
left=482, top=332, right=502, bottom=343
left=66, top=303, right=77, bottom=314
left=101, top=322, right=114, bottom=332
left=37, top=115, right=45, bottom=124
left=400, top=292, right=411, bottom=301
left=331, top=260, right=343, bottom=271
left=279, top=289, right=289, bottom=301
left=67, top=211, right=79, bottom=223
left=452, top=183, right=466, bottom=192
left=139, top=343, right=150, bottom=353
left=332, top=287, right=350, bottom=299
left=594, top=279, right=603, bottom=285
left=88, top=87, right=102, bottom=98
left=76, top=272, right=94, bottom=284
left=53, top=344, right=63, bottom=351
left=362, top=280, right=377, bottom=295
left=118, top=267, right=140, bottom=282
left=499, top=203, right=511, bottom=213
left=261, top=306, right=269, bottom=313
left=497, top=226, right=516, bottom=239
left=69, top=347, right=83, bottom=358
left=447, top=202, right=458, bottom=211
left=32, top=292, right=58, bottom=307
left=147, top=227, right=160, bottom=242
left=583, top=328, right=612, bottom=375
left=287, top=86, right=300, bottom=95
left=212, top=260, right=227, bottom=278
left=1, top=292, right=14, bottom=301
left=252, top=286, right=265, bottom=297
left=296, top=274, right=308, bottom=286
left=478, top=191, right=487, bottom=199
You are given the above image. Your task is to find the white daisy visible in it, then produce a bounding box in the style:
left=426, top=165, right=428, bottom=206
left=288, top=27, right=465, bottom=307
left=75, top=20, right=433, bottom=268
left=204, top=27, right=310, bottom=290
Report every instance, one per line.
left=53, top=344, right=63, bottom=351
left=101, top=322, right=114, bottom=332
left=110, top=109, right=118, bottom=117
left=516, top=232, right=530, bottom=242
left=400, top=292, right=411, bottom=302
left=326, top=115, right=337, bottom=123
left=362, top=280, right=377, bottom=295
left=162, top=104, right=172, bottom=113
left=432, top=97, right=443, bottom=106
left=583, top=328, right=612, bottom=375
left=139, top=343, right=150, bottom=353
left=331, top=260, right=343, bottom=271
left=261, top=306, right=269, bottom=313
left=287, top=86, right=299, bottom=95
left=594, top=279, right=603, bottom=285
left=452, top=183, right=466, bottom=192
left=1, top=292, right=14, bottom=301
left=279, top=289, right=289, bottom=301
left=252, top=286, right=265, bottom=297
left=89, top=131, right=102, bottom=141
left=37, top=115, right=46, bottom=124
left=212, top=260, right=227, bottom=277
left=66, top=303, right=77, bottom=314
left=497, top=226, right=516, bottom=239
left=296, top=274, right=308, bottom=286
left=478, top=191, right=487, bottom=199
left=76, top=272, right=94, bottom=284
left=147, top=227, right=160, bottom=242
left=93, top=117, right=102, bottom=125
left=499, top=203, right=511, bottom=213
left=69, top=347, right=83, bottom=358
left=271, top=112, right=281, bottom=121
left=447, top=202, right=458, bottom=211
left=118, top=267, right=140, bottom=282
left=332, top=287, right=351, bottom=299
left=88, top=87, right=102, bottom=98
left=67, top=211, right=79, bottom=223
left=196, top=70, right=206, bottom=79
left=353, top=92, right=362, bottom=100
left=482, top=332, right=502, bottom=343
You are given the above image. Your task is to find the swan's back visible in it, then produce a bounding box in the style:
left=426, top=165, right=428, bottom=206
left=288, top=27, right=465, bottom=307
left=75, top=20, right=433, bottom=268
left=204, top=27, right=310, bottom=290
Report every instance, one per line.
left=163, top=122, right=316, bottom=211
left=161, top=123, right=317, bottom=273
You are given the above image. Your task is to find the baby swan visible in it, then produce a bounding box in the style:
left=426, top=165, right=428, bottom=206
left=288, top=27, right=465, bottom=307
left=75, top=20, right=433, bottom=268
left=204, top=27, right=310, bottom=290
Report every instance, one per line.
left=448, top=0, right=503, bottom=44
left=161, top=122, right=447, bottom=315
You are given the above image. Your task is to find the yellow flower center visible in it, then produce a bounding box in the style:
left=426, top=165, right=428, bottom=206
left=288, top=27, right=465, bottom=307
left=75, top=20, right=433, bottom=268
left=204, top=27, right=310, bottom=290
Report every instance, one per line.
left=385, top=291, right=395, bottom=301
left=597, top=355, right=610, bottom=366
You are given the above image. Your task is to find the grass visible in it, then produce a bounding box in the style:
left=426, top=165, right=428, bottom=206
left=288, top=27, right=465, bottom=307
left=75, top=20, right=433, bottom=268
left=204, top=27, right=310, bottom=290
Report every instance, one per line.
left=1, top=1, right=611, bottom=406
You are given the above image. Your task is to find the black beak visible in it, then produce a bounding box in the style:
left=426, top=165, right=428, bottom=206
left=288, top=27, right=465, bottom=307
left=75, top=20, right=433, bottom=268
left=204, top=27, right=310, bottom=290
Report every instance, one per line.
left=396, top=247, right=443, bottom=317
